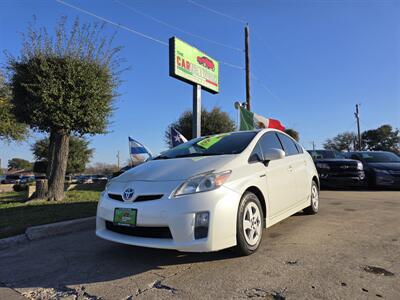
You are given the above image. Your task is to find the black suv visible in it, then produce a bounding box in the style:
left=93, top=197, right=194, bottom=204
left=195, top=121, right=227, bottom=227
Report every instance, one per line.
left=308, top=150, right=366, bottom=188
left=345, top=151, right=400, bottom=189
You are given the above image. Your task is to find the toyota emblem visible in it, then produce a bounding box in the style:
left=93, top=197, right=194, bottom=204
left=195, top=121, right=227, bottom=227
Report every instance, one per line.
left=123, top=188, right=135, bottom=201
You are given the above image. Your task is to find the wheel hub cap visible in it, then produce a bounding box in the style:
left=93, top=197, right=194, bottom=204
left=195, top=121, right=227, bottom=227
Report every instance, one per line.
left=243, top=202, right=262, bottom=246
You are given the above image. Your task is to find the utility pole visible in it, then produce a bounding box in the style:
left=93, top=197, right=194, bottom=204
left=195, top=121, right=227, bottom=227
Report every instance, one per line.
left=245, top=24, right=251, bottom=111
left=354, top=104, right=361, bottom=150
left=311, top=141, right=316, bottom=150
left=116, top=151, right=120, bottom=169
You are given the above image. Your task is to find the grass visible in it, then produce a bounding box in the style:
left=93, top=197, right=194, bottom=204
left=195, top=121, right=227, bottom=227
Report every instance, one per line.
left=0, top=190, right=100, bottom=239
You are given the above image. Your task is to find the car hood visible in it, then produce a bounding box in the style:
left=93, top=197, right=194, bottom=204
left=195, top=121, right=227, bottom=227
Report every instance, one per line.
left=113, top=155, right=237, bottom=182
left=368, top=162, right=400, bottom=170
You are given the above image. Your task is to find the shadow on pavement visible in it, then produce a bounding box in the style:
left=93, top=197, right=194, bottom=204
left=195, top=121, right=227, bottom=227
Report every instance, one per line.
left=0, top=230, right=239, bottom=289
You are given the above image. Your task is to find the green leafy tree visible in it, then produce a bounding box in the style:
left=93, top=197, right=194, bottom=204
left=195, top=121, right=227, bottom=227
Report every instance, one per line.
left=7, top=17, right=122, bottom=200
left=362, top=125, right=400, bottom=154
left=165, top=107, right=236, bottom=148
left=323, top=132, right=356, bottom=152
left=32, top=136, right=94, bottom=174
left=8, top=158, right=32, bottom=171
left=0, top=72, right=27, bottom=142
left=284, top=128, right=299, bottom=142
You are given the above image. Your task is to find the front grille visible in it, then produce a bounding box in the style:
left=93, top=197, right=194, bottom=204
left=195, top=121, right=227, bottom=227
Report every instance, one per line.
left=108, top=193, right=163, bottom=202
left=329, top=164, right=357, bottom=172
left=105, top=221, right=173, bottom=239
left=135, top=194, right=163, bottom=202
left=108, top=193, right=123, bottom=201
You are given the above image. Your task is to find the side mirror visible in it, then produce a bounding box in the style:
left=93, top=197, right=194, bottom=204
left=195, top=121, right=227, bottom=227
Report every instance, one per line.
left=263, top=148, right=285, bottom=164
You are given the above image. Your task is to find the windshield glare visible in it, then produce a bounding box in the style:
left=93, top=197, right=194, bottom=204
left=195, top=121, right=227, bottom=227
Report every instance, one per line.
left=156, top=131, right=257, bottom=159
left=360, top=152, right=400, bottom=163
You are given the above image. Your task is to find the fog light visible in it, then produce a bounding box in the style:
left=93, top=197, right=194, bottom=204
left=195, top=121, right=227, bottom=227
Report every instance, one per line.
left=194, top=212, right=209, bottom=239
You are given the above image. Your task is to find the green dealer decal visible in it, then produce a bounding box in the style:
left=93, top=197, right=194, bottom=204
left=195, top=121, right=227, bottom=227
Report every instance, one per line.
left=197, top=133, right=230, bottom=149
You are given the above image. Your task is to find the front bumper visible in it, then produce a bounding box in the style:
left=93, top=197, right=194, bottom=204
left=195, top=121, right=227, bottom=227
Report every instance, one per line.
left=96, top=183, right=241, bottom=252
left=319, top=171, right=366, bottom=188
left=374, top=173, right=400, bottom=189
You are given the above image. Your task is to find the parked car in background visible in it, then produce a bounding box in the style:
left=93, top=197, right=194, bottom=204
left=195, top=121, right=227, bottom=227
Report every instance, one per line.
left=78, top=175, right=93, bottom=184
left=308, top=150, right=365, bottom=188
left=97, top=130, right=319, bottom=255
left=20, top=176, right=35, bottom=184
left=345, top=151, right=400, bottom=189
left=92, top=174, right=108, bottom=182
left=1, top=175, right=22, bottom=184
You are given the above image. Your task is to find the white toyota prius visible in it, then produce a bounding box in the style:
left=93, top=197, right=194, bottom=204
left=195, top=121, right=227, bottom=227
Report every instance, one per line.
left=96, top=129, right=319, bottom=255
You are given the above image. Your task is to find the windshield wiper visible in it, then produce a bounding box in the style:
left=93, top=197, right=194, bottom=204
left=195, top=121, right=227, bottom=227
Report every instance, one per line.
left=173, top=152, right=226, bottom=158
left=153, top=155, right=169, bottom=160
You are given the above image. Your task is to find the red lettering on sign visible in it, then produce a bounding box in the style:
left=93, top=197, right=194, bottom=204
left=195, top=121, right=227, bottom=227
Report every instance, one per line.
left=177, top=56, right=181, bottom=67
left=186, top=60, right=190, bottom=69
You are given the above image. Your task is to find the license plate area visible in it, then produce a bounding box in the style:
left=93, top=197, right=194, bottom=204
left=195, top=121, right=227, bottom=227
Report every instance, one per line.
left=113, top=208, right=137, bottom=226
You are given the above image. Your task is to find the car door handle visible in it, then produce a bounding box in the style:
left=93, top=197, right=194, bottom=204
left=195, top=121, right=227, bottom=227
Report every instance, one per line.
left=288, top=166, right=293, bottom=172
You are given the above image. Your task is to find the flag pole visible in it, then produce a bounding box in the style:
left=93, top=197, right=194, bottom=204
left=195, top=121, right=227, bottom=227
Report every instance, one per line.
left=234, top=101, right=242, bottom=131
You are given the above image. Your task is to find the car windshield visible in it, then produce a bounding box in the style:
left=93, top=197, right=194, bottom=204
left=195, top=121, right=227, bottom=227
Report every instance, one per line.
left=155, top=131, right=257, bottom=159
left=359, top=152, right=400, bottom=163
left=308, top=150, right=345, bottom=159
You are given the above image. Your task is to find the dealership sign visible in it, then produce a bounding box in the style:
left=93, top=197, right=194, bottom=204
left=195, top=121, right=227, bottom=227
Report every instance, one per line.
left=169, top=37, right=219, bottom=94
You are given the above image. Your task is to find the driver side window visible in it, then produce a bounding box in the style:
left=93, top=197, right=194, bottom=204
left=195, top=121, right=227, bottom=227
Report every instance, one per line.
left=259, top=132, right=284, bottom=153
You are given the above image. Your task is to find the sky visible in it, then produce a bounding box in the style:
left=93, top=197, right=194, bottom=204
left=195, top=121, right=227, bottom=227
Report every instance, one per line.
left=0, top=0, right=399, bottom=168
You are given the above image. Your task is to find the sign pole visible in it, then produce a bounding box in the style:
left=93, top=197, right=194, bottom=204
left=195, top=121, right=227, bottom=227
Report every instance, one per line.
left=193, top=84, right=201, bottom=138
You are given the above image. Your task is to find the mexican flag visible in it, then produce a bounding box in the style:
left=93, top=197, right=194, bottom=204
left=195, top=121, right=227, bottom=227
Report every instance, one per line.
left=239, top=106, right=285, bottom=131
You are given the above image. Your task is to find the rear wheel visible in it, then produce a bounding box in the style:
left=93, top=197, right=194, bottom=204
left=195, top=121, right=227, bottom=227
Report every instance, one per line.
left=236, top=192, right=264, bottom=256
left=304, top=181, right=319, bottom=215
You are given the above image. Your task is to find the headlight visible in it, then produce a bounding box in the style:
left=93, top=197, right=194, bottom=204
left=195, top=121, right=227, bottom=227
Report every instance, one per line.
left=356, top=161, right=363, bottom=170
left=316, top=163, right=330, bottom=170
left=174, top=170, right=231, bottom=197
left=104, top=179, right=113, bottom=192
left=373, top=169, right=390, bottom=175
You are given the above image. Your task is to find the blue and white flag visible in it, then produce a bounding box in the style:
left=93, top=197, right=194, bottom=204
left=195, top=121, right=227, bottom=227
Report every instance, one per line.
left=129, top=137, right=152, bottom=159
left=170, top=127, right=188, bottom=147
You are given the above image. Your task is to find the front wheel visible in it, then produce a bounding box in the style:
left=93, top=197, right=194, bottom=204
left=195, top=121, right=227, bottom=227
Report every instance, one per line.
left=304, top=181, right=319, bottom=215
left=235, top=192, right=264, bottom=256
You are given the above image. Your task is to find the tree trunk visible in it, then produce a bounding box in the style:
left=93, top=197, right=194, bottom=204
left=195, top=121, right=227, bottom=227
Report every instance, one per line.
left=46, top=130, right=56, bottom=178
left=35, top=179, right=48, bottom=199
left=47, top=132, right=70, bottom=201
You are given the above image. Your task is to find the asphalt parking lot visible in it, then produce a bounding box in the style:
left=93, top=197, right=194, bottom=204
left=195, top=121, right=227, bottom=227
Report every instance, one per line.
left=0, top=190, right=399, bottom=300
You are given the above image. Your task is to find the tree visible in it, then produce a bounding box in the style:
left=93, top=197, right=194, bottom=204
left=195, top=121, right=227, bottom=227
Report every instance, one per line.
left=32, top=136, right=94, bottom=174
left=8, top=17, right=122, bottom=200
left=323, top=132, right=356, bottom=152
left=85, top=162, right=118, bottom=175
left=284, top=128, right=299, bottom=142
left=8, top=158, right=32, bottom=171
left=0, top=71, right=27, bottom=142
left=165, top=107, right=236, bottom=148
left=362, top=125, right=400, bottom=154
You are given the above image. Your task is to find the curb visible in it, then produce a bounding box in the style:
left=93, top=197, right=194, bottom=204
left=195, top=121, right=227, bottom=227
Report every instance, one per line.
left=0, top=216, right=95, bottom=250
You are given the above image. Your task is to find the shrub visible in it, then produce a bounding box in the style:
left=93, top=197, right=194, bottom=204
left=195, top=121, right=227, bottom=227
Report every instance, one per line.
left=13, top=184, right=28, bottom=192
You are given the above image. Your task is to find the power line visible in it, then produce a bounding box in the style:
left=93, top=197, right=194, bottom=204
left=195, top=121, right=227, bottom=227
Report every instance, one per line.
left=56, top=0, right=168, bottom=46
left=55, top=0, right=244, bottom=70
left=187, top=0, right=247, bottom=24
left=114, top=0, right=243, bottom=52
left=250, top=72, right=284, bottom=103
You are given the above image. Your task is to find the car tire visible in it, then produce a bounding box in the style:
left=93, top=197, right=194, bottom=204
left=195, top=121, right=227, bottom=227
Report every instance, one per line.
left=304, top=181, right=319, bottom=215
left=235, top=191, right=264, bottom=256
